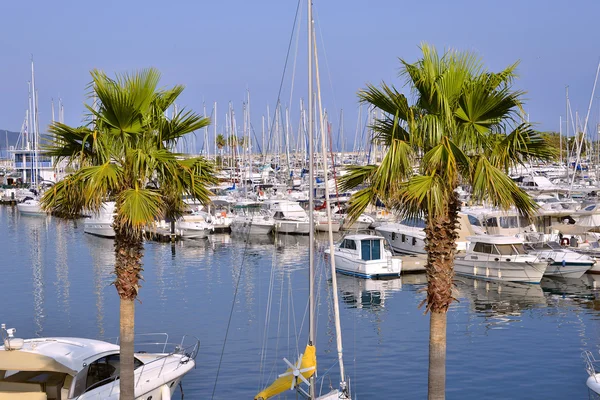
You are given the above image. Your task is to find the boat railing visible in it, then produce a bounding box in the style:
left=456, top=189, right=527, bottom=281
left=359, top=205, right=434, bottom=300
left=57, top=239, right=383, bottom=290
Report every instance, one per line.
left=100, top=333, right=200, bottom=395
left=583, top=350, right=600, bottom=380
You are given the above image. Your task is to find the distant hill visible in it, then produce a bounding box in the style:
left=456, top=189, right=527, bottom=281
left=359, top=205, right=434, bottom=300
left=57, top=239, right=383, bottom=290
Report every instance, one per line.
left=0, top=129, right=22, bottom=159
left=0, top=130, right=21, bottom=149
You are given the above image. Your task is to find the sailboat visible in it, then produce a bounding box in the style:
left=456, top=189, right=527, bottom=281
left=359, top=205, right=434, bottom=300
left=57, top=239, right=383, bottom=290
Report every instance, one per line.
left=17, top=59, right=47, bottom=217
left=255, top=1, right=350, bottom=398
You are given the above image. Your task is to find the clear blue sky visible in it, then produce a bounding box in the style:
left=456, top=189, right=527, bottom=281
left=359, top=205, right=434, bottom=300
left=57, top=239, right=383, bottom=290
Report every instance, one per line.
left=1, top=0, right=599, bottom=150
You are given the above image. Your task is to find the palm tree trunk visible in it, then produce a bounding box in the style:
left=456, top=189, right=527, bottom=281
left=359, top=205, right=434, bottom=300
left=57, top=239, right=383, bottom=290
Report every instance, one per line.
left=114, top=222, right=144, bottom=400
left=428, top=310, right=447, bottom=399
left=120, top=298, right=135, bottom=399
left=424, top=192, right=460, bottom=400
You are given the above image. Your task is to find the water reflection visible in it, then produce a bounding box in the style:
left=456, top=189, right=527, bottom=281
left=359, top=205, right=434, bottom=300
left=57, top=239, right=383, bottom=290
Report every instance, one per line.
left=20, top=214, right=50, bottom=336
left=454, top=277, right=547, bottom=329
left=337, top=274, right=403, bottom=310
left=541, top=276, right=600, bottom=300
left=85, top=235, right=114, bottom=338
left=53, top=221, right=71, bottom=328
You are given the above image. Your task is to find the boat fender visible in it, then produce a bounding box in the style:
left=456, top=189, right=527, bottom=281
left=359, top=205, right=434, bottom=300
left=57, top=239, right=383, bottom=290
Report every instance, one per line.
left=160, top=383, right=171, bottom=399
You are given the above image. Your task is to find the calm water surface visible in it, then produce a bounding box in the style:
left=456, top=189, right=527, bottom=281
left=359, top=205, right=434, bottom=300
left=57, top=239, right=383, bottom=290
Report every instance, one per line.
left=1, top=205, right=599, bottom=399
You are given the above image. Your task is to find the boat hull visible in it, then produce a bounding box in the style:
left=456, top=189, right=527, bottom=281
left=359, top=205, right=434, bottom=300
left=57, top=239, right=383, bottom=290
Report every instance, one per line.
left=274, top=220, right=311, bottom=235
left=454, top=257, right=548, bottom=283
left=327, top=250, right=402, bottom=279
left=84, top=222, right=116, bottom=238
left=316, top=221, right=341, bottom=232
left=230, top=221, right=274, bottom=235
left=16, top=202, right=46, bottom=216
left=543, top=262, right=593, bottom=279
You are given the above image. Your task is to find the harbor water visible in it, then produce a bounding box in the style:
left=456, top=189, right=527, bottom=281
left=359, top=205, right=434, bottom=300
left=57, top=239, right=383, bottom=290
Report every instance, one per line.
left=1, top=205, right=599, bottom=399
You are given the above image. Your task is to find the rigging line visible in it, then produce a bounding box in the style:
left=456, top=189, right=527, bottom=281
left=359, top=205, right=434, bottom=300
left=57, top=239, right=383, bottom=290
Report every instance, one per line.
left=264, top=0, right=303, bottom=161
left=211, top=221, right=253, bottom=399
left=259, top=225, right=278, bottom=387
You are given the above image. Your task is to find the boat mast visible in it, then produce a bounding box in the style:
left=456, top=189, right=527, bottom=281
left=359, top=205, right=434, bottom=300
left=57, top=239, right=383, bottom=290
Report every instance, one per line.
left=307, top=0, right=316, bottom=398
left=313, top=23, right=347, bottom=392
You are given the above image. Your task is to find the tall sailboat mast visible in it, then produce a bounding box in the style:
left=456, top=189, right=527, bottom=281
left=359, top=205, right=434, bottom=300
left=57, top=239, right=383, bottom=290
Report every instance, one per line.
left=307, top=0, right=316, bottom=398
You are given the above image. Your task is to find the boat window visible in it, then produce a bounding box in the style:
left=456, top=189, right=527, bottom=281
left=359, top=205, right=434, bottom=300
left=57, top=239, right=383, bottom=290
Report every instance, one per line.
left=512, top=244, right=527, bottom=254
left=85, top=354, right=121, bottom=392
left=473, top=242, right=496, bottom=254
left=498, top=217, right=518, bottom=229
left=341, top=239, right=356, bottom=250
left=585, top=205, right=596, bottom=211
left=546, top=242, right=562, bottom=250
left=391, top=232, right=396, bottom=241
left=273, top=211, right=284, bottom=219
left=485, top=218, right=498, bottom=227
left=361, top=239, right=381, bottom=261
left=495, top=244, right=526, bottom=255
left=412, top=237, right=417, bottom=246
left=71, top=354, right=144, bottom=397
left=467, top=215, right=481, bottom=227
left=401, top=234, right=406, bottom=243
left=399, top=218, right=426, bottom=228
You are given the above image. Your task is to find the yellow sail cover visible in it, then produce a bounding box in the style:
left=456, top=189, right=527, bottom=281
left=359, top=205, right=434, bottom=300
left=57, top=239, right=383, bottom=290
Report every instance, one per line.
left=254, top=344, right=316, bottom=400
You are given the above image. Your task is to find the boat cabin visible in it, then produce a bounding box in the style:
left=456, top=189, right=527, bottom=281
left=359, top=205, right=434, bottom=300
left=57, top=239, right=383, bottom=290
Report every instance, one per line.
left=467, top=235, right=528, bottom=257
left=338, top=235, right=386, bottom=261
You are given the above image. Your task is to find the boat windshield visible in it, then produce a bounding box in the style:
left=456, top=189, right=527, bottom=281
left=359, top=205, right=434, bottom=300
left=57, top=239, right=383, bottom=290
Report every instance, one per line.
left=495, top=243, right=527, bottom=255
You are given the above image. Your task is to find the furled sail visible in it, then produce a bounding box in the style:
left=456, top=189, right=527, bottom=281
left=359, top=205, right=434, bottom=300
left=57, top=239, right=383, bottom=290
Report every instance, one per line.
left=254, top=344, right=316, bottom=400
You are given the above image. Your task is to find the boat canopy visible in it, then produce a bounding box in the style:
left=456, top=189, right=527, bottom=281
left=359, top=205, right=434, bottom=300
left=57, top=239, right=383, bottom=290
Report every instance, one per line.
left=254, top=344, right=316, bottom=400
left=0, top=350, right=76, bottom=375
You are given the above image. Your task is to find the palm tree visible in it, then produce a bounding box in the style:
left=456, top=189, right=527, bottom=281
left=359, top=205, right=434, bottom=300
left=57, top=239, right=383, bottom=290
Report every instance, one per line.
left=41, top=68, right=217, bottom=400
left=339, top=44, right=555, bottom=400
left=216, top=133, right=226, bottom=167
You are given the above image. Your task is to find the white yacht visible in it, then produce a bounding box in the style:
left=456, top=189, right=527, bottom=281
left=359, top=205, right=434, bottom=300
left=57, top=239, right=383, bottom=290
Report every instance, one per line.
left=264, top=200, right=311, bottom=235
left=325, top=234, right=402, bottom=278
left=83, top=202, right=116, bottom=238
left=175, top=213, right=213, bottom=239
left=314, top=211, right=342, bottom=233
left=524, top=241, right=594, bottom=278
left=17, top=198, right=46, bottom=216
left=0, top=324, right=198, bottom=400
left=374, top=219, right=427, bottom=255
left=454, top=235, right=549, bottom=283
left=230, top=202, right=275, bottom=235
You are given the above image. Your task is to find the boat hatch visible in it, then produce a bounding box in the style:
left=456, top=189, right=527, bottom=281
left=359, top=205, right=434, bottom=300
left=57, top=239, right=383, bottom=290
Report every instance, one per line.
left=473, top=242, right=526, bottom=256
left=361, top=239, right=381, bottom=261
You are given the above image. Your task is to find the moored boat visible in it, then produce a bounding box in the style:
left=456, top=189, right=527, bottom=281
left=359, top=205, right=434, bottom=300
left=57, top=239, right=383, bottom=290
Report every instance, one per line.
left=0, top=324, right=199, bottom=400
left=454, top=235, right=549, bottom=283
left=325, top=234, right=402, bottom=278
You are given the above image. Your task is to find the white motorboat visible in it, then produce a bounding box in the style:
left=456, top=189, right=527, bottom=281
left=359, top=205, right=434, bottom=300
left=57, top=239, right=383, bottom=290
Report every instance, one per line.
left=375, top=219, right=427, bottom=255
left=325, top=234, right=402, bottom=278
left=175, top=214, right=213, bottom=239
left=0, top=324, right=198, bottom=400
left=230, top=202, right=275, bottom=235
left=264, top=200, right=311, bottom=235
left=315, top=211, right=342, bottom=232
left=454, top=235, right=549, bottom=284
left=84, top=202, right=116, bottom=238
left=17, top=198, right=46, bottom=216
left=525, top=241, right=594, bottom=278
